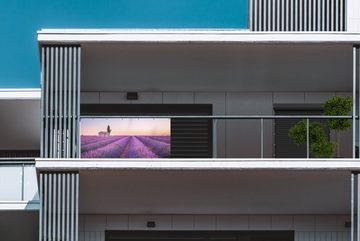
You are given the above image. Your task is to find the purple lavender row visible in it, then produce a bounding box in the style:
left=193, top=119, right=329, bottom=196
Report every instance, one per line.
left=136, top=136, right=170, bottom=157
left=81, top=136, right=125, bottom=153
left=81, top=136, right=131, bottom=158
left=148, top=136, right=170, bottom=144
left=122, top=136, right=158, bottom=158
left=81, top=135, right=117, bottom=146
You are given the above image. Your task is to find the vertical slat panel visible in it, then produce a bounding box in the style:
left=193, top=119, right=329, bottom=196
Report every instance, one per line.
left=68, top=48, right=73, bottom=158
left=327, top=0, right=331, bottom=31
left=58, top=174, right=61, bottom=240
left=250, top=0, right=344, bottom=31
left=331, top=0, right=335, bottom=31
left=62, top=173, right=66, bottom=241
left=254, top=0, right=258, bottom=31
left=48, top=173, right=52, bottom=240
left=317, top=0, right=321, bottom=31
left=295, top=0, right=298, bottom=31
left=54, top=47, right=59, bottom=158
left=53, top=174, right=56, bottom=241
left=335, top=0, right=339, bottom=30
left=39, top=174, right=43, bottom=241
left=281, top=0, right=285, bottom=31
left=77, top=48, right=81, bottom=158
left=339, top=0, right=343, bottom=31
left=304, top=0, right=308, bottom=31
left=59, top=47, right=63, bottom=158
left=50, top=47, right=54, bottom=158
left=267, top=0, right=271, bottom=31
left=250, top=0, right=253, bottom=30
left=290, top=0, right=293, bottom=31
left=259, top=0, right=262, bottom=31
left=285, top=0, right=289, bottom=31
left=277, top=0, right=280, bottom=31
left=64, top=48, right=68, bottom=158
left=67, top=173, right=70, bottom=241
left=322, top=0, right=326, bottom=31
left=41, top=48, right=45, bottom=158
left=313, top=0, right=316, bottom=31
left=71, top=173, right=75, bottom=241
left=299, top=0, right=303, bottom=31
left=45, top=48, right=50, bottom=158
left=75, top=173, right=79, bottom=241
left=44, top=174, right=48, bottom=241
left=72, top=49, right=77, bottom=158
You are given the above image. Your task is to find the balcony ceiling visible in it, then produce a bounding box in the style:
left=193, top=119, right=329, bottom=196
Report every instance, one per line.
left=81, top=43, right=352, bottom=92
left=78, top=170, right=350, bottom=214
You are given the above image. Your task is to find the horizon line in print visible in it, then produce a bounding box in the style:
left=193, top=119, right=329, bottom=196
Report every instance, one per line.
left=80, top=118, right=171, bottom=158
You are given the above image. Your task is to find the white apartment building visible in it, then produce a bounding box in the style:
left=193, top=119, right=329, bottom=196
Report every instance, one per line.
left=2, top=1, right=360, bottom=241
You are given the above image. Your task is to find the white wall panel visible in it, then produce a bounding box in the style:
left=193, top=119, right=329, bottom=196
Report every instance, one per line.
left=172, top=215, right=194, bottom=230
left=315, top=215, right=337, bottom=231
left=136, top=92, right=163, bottom=104
left=81, top=92, right=100, bottom=104
left=80, top=214, right=351, bottom=241
left=305, top=93, right=336, bottom=104
left=84, top=215, right=106, bottom=232
left=336, top=215, right=350, bottom=231
left=23, top=165, right=39, bottom=201
left=0, top=166, right=22, bottom=201
left=216, top=215, right=249, bottom=230
left=193, top=215, right=216, bottom=230
left=249, top=215, right=271, bottom=230
left=163, top=92, right=194, bottom=104
left=274, top=92, right=305, bottom=104
left=128, top=215, right=172, bottom=230
left=271, top=215, right=294, bottom=230
left=294, top=215, right=316, bottom=231
left=106, top=215, right=128, bottom=230
left=99, top=92, right=129, bottom=104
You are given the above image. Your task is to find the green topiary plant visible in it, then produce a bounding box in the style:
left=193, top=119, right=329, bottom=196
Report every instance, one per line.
left=288, top=96, right=352, bottom=158
left=324, top=96, right=352, bottom=131
left=288, top=119, right=336, bottom=157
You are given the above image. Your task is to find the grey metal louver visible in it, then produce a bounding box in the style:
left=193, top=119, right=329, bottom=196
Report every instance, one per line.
left=250, top=0, right=346, bottom=31
left=41, top=46, right=81, bottom=158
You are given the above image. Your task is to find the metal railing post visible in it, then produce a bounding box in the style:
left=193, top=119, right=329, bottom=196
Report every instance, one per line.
left=260, top=118, right=264, bottom=158
left=213, top=119, right=217, bottom=158
left=351, top=173, right=355, bottom=241
left=306, top=118, right=310, bottom=158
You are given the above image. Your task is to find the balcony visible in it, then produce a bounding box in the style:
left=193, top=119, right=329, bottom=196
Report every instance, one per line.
left=0, top=158, right=39, bottom=210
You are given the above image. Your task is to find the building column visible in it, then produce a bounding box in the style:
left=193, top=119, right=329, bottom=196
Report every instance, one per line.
left=39, top=172, right=79, bottom=241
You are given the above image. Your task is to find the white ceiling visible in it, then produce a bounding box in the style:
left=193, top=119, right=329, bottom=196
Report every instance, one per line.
left=81, top=43, right=353, bottom=92
left=0, top=100, right=40, bottom=150
left=79, top=170, right=350, bottom=214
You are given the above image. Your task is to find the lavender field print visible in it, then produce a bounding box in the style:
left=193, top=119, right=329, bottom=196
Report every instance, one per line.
left=80, top=118, right=170, bottom=158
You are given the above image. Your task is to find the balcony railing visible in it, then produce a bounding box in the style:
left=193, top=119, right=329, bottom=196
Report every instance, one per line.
left=81, top=115, right=354, bottom=159
left=0, top=158, right=39, bottom=205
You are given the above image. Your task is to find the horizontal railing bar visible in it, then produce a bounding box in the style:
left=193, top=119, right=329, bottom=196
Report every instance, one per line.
left=80, top=115, right=354, bottom=120
left=0, top=161, right=36, bottom=165
left=0, top=158, right=36, bottom=164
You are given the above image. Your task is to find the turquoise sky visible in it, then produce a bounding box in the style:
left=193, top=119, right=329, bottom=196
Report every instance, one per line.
left=0, top=0, right=248, bottom=88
